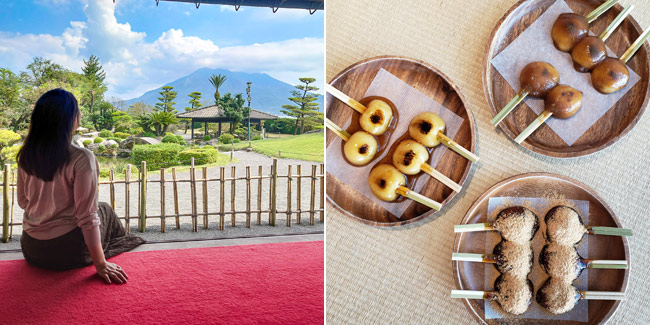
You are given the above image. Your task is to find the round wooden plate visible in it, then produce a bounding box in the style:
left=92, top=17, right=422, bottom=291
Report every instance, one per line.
left=326, top=56, right=476, bottom=226
left=483, top=0, right=650, bottom=157
left=453, top=173, right=629, bottom=324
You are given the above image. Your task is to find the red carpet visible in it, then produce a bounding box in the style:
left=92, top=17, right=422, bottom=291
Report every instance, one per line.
left=0, top=241, right=323, bottom=324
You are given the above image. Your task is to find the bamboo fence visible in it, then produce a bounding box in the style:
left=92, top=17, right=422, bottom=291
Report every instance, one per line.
left=1, top=158, right=325, bottom=243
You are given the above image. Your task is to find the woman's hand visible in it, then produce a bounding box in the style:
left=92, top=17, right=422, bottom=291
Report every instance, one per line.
left=95, top=261, right=128, bottom=284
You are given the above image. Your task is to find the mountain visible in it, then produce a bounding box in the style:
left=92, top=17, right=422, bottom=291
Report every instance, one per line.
left=124, top=68, right=324, bottom=117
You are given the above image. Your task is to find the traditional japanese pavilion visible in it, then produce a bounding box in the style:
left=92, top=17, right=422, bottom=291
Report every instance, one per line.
left=176, top=105, right=278, bottom=139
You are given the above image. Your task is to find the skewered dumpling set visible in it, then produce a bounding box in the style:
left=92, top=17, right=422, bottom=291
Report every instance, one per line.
left=452, top=205, right=632, bottom=315
left=491, top=1, right=650, bottom=144
left=325, top=84, right=479, bottom=212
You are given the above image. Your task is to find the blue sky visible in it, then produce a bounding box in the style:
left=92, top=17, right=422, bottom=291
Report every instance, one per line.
left=0, top=0, right=324, bottom=99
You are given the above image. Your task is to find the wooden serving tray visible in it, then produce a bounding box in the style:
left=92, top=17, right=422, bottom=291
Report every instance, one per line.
left=483, top=0, right=649, bottom=157
left=326, top=56, right=476, bottom=226
left=453, top=172, right=629, bottom=324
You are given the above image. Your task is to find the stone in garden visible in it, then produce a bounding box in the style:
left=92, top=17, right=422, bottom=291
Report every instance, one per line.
left=72, top=135, right=94, bottom=148
left=87, top=143, right=99, bottom=151
left=120, top=136, right=161, bottom=149
left=104, top=139, right=119, bottom=147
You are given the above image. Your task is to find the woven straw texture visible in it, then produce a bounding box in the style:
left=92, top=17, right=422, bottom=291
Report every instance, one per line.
left=325, top=0, right=650, bottom=323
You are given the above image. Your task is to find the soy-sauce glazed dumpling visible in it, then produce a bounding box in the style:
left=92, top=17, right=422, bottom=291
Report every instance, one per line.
left=359, top=99, right=393, bottom=135
left=571, top=36, right=607, bottom=72
left=392, top=139, right=428, bottom=175
left=343, top=131, right=378, bottom=166
left=544, top=85, right=583, bottom=119
left=408, top=112, right=445, bottom=147
left=591, top=57, right=630, bottom=94
left=519, top=62, right=560, bottom=97
left=552, top=13, right=590, bottom=52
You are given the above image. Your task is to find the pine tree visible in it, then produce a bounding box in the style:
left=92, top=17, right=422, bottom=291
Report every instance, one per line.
left=280, top=78, right=322, bottom=135
left=82, top=55, right=106, bottom=83
left=209, top=74, right=227, bottom=103
left=81, top=55, right=107, bottom=115
left=155, top=86, right=177, bottom=113
left=184, top=91, right=202, bottom=133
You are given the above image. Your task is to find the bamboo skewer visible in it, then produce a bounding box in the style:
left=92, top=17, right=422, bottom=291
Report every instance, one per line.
left=437, top=131, right=480, bottom=162
left=419, top=163, right=462, bottom=193
left=325, top=84, right=367, bottom=114
left=451, top=290, right=625, bottom=301
left=585, top=0, right=619, bottom=23
left=491, top=90, right=529, bottom=126
left=454, top=223, right=495, bottom=233
left=598, top=5, right=633, bottom=42
left=395, top=186, right=442, bottom=211
left=325, top=117, right=351, bottom=141
left=452, top=253, right=628, bottom=269
left=620, top=28, right=650, bottom=63
left=454, top=222, right=632, bottom=237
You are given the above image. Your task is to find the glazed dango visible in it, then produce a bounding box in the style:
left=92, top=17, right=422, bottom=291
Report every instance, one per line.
left=391, top=139, right=462, bottom=192
left=492, top=207, right=540, bottom=244
left=343, top=131, right=378, bottom=166
left=493, top=240, right=534, bottom=279
left=494, top=274, right=534, bottom=315
left=552, top=13, right=590, bottom=52
left=408, top=112, right=479, bottom=162
left=519, top=62, right=560, bottom=97
left=367, top=164, right=442, bottom=210
left=571, top=36, right=607, bottom=72
left=408, top=112, right=446, bottom=147
left=359, top=99, right=393, bottom=135
left=543, top=85, right=583, bottom=119
left=590, top=57, right=630, bottom=94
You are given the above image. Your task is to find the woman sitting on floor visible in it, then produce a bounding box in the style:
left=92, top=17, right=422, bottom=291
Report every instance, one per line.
left=17, top=88, right=144, bottom=284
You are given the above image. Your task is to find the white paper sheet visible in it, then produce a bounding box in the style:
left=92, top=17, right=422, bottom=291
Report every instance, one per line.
left=326, top=68, right=464, bottom=218
left=484, top=197, right=589, bottom=321
left=490, top=0, right=640, bottom=146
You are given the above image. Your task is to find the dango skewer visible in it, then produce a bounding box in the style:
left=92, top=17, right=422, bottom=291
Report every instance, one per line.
left=325, top=118, right=378, bottom=166
left=552, top=0, right=619, bottom=51
left=409, top=112, right=479, bottom=162
left=368, top=164, right=442, bottom=211
left=544, top=205, right=633, bottom=246
left=536, top=278, right=625, bottom=314
left=392, top=139, right=462, bottom=192
left=453, top=207, right=539, bottom=244
left=325, top=84, right=394, bottom=135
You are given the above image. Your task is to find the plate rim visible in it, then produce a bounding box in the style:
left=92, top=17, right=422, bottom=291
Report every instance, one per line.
left=481, top=0, right=650, bottom=158
left=452, top=172, right=630, bottom=324
left=326, top=55, right=477, bottom=227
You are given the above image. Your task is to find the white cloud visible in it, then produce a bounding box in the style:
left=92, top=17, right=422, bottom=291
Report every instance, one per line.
left=0, top=0, right=324, bottom=99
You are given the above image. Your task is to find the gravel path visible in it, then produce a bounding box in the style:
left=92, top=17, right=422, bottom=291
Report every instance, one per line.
left=0, top=151, right=323, bottom=250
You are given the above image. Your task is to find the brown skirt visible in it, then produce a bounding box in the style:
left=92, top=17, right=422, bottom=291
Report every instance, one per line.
left=21, top=202, right=145, bottom=270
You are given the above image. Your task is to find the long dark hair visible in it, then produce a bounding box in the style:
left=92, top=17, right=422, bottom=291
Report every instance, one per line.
left=17, top=89, right=80, bottom=182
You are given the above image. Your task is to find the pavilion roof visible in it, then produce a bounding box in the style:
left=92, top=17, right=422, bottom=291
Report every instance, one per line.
left=176, top=104, right=278, bottom=120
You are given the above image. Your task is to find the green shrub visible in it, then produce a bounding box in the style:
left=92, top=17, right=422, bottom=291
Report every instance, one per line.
left=233, top=138, right=241, bottom=143
left=166, top=132, right=175, bottom=137
left=162, top=134, right=179, bottom=143
left=203, top=145, right=213, bottom=149
left=110, top=143, right=119, bottom=149
left=178, top=147, right=220, bottom=165
left=129, top=127, right=144, bottom=135
left=219, top=133, right=234, bottom=144
left=105, top=137, right=123, bottom=143
left=203, top=135, right=211, bottom=141
left=130, top=143, right=183, bottom=170
left=252, top=135, right=262, bottom=141
left=114, top=132, right=130, bottom=139
left=83, top=140, right=92, bottom=147
left=97, top=144, right=106, bottom=153
left=94, top=137, right=104, bottom=144
left=0, top=144, right=21, bottom=164
left=175, top=135, right=187, bottom=145
left=142, top=132, right=156, bottom=138
left=114, top=126, right=128, bottom=133
left=99, top=130, right=113, bottom=138
left=99, top=169, right=110, bottom=178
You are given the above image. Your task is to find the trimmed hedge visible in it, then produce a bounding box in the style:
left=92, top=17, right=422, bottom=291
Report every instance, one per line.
left=99, top=130, right=113, bottom=138
left=105, top=136, right=123, bottom=143
left=203, top=135, right=211, bottom=141
left=161, top=135, right=179, bottom=143
left=178, top=147, right=221, bottom=165
left=130, top=143, right=184, bottom=170
left=83, top=140, right=92, bottom=147
left=94, top=137, right=104, bottom=144
left=219, top=133, right=234, bottom=144
left=114, top=132, right=130, bottom=139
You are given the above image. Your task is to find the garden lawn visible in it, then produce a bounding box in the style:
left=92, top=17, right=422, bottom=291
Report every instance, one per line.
left=219, top=133, right=323, bottom=162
